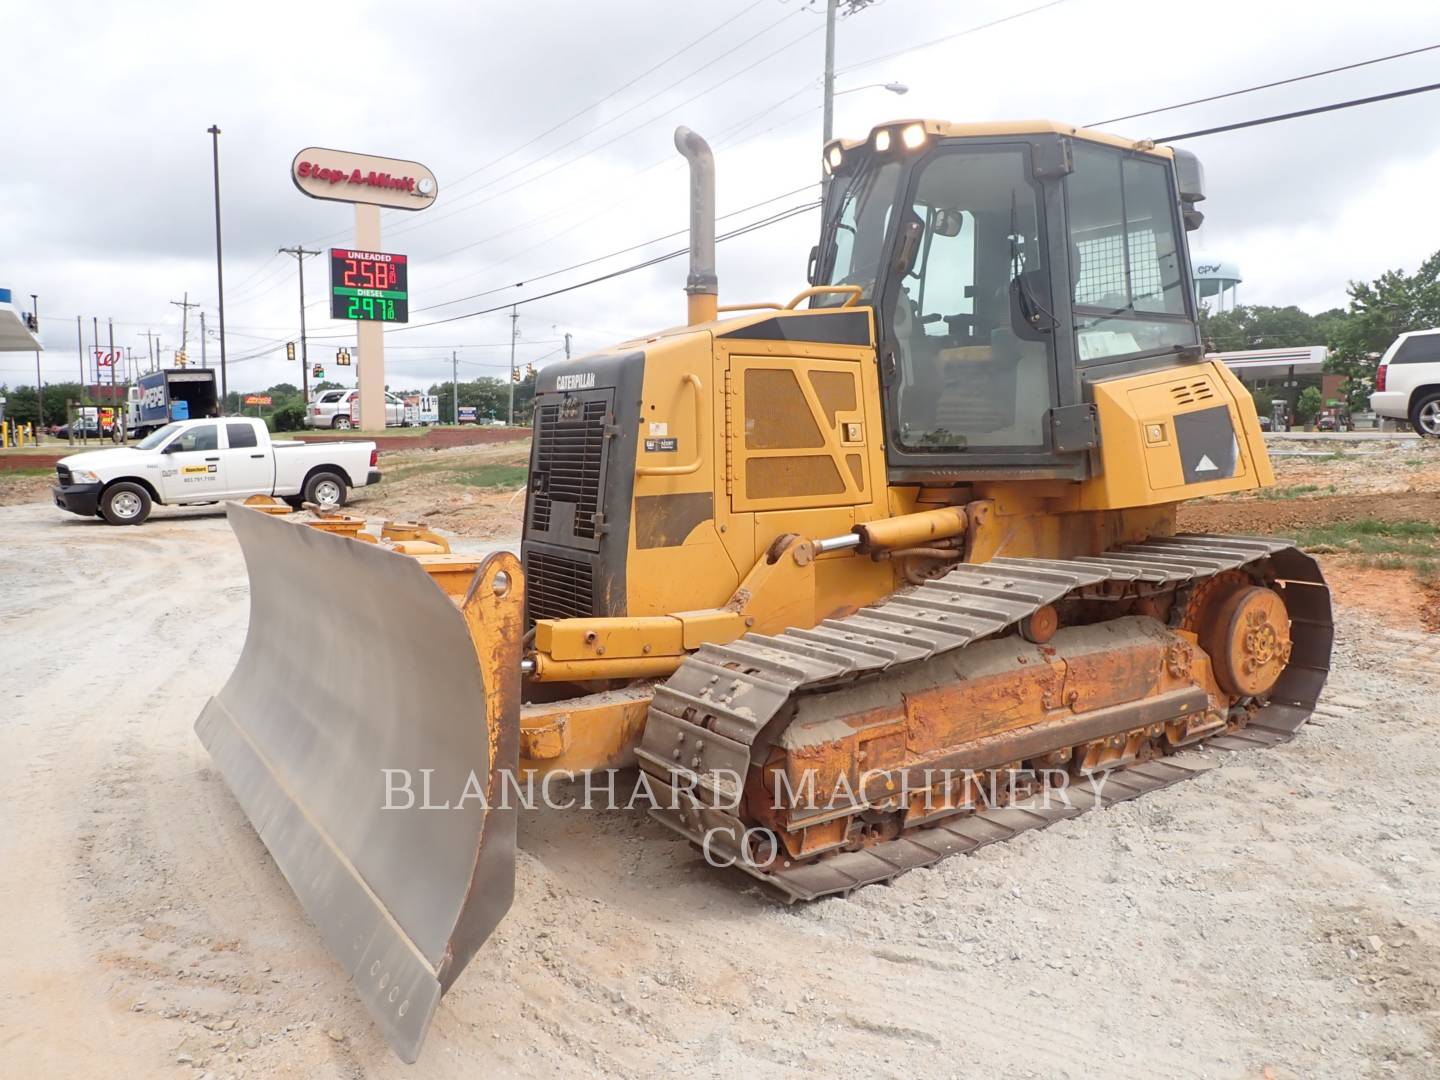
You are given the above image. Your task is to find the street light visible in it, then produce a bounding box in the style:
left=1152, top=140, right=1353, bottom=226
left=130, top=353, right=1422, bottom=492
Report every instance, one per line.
left=207, top=124, right=228, bottom=407
left=834, top=81, right=909, bottom=98
left=30, top=294, right=41, bottom=429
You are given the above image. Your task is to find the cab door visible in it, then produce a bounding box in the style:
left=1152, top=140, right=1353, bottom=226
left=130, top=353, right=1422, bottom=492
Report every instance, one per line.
left=220, top=421, right=272, bottom=496
left=159, top=423, right=225, bottom=502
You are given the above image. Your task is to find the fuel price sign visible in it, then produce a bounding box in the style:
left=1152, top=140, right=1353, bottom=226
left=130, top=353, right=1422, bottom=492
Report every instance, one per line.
left=330, top=248, right=408, bottom=322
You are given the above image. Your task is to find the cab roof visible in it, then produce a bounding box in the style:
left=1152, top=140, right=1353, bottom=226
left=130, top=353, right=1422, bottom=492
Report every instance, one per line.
left=836, top=118, right=1174, bottom=159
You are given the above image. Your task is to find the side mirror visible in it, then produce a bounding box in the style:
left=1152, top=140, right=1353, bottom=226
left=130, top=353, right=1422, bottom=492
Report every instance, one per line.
left=161, top=441, right=179, bottom=454
left=806, top=244, right=819, bottom=286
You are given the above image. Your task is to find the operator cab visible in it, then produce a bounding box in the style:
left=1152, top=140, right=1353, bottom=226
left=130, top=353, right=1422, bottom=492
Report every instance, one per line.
left=812, top=120, right=1206, bottom=478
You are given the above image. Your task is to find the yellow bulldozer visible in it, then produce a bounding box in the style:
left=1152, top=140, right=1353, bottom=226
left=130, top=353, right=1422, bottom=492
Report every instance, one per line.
left=197, top=119, right=1332, bottom=1061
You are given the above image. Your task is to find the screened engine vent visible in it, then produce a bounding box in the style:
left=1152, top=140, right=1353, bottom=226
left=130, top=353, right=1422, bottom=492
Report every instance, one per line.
left=528, top=392, right=612, bottom=551
left=524, top=549, right=596, bottom=624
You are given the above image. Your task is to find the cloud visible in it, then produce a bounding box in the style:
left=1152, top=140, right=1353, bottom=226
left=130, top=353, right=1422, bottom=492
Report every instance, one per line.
left=3, top=0, right=1439, bottom=391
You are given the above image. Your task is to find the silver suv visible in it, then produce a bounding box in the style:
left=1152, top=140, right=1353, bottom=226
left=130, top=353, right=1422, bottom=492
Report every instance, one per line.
left=304, top=389, right=406, bottom=429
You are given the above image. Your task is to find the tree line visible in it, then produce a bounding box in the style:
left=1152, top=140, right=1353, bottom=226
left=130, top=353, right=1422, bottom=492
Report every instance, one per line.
left=1200, top=250, right=1440, bottom=412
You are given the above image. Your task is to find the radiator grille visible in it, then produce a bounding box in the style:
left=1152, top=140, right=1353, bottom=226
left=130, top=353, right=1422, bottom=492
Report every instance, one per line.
left=56, top=465, right=72, bottom=486
left=529, top=398, right=608, bottom=541
left=525, top=550, right=596, bottom=623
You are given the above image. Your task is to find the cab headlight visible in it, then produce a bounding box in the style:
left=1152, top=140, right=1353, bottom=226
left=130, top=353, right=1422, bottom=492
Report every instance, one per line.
left=71, top=469, right=100, bottom=483
left=901, top=123, right=927, bottom=150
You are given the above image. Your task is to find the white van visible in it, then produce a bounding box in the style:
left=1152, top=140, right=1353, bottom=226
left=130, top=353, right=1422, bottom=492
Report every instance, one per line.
left=1369, top=328, right=1440, bottom=436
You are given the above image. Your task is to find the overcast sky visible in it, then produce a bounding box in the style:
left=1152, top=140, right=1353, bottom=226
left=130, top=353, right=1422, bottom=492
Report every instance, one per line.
left=3, top=0, right=1439, bottom=393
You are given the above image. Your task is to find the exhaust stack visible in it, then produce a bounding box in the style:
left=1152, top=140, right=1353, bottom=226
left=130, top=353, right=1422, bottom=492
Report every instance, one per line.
left=674, top=126, right=717, bottom=325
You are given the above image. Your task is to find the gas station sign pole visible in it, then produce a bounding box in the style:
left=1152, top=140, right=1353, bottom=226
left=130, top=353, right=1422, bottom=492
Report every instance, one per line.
left=290, top=147, right=437, bottom=431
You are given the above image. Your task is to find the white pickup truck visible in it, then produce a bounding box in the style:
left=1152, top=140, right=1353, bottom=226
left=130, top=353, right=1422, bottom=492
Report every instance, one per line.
left=52, top=416, right=380, bottom=526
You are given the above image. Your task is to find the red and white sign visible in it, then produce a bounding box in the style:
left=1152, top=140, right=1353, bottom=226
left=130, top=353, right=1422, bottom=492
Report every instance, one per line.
left=243, top=394, right=272, bottom=406
left=291, top=147, right=438, bottom=211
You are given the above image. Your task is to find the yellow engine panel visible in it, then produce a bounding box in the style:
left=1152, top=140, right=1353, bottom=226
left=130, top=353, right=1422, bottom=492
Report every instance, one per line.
left=1079, top=360, right=1274, bottom=511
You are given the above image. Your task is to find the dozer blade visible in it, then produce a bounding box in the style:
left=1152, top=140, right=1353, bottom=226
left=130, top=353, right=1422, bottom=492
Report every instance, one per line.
left=196, top=504, right=522, bottom=1062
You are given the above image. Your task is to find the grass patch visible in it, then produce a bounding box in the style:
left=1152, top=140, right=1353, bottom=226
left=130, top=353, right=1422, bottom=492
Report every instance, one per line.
left=0, top=466, right=55, bottom=478
left=1403, top=457, right=1431, bottom=467
left=1356, top=553, right=1440, bottom=583
left=1293, top=519, right=1440, bottom=557
left=1261, top=483, right=1336, bottom=500
left=450, top=464, right=529, bottom=489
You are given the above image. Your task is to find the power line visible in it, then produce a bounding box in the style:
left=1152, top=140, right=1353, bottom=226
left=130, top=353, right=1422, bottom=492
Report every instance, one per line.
left=1158, top=79, right=1440, bottom=141
left=381, top=17, right=822, bottom=244
left=1092, top=41, right=1440, bottom=126
left=835, top=0, right=1071, bottom=76
left=439, top=0, right=775, bottom=197
left=412, top=182, right=818, bottom=313
left=302, top=2, right=804, bottom=251
left=380, top=199, right=821, bottom=334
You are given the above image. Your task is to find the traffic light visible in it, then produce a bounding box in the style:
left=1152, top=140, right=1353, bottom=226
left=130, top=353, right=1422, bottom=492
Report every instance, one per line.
left=286, top=341, right=295, bottom=361
left=511, top=366, right=521, bottom=384
left=525, top=363, right=536, bottom=378
left=176, top=350, right=187, bottom=367
left=313, top=364, right=324, bottom=379
left=337, top=348, right=352, bottom=366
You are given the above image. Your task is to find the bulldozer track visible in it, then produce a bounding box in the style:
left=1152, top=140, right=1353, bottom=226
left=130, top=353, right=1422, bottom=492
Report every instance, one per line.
left=637, top=534, right=1332, bottom=902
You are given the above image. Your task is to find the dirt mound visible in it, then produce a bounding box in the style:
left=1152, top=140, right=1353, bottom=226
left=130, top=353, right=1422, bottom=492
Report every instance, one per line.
left=1179, top=492, right=1440, bottom=536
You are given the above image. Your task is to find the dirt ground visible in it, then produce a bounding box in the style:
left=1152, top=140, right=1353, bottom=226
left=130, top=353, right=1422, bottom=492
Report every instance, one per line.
left=1, top=437, right=1438, bottom=1079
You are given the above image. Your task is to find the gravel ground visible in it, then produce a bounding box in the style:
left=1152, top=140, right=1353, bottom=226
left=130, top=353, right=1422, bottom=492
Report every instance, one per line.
left=1, top=495, right=1437, bottom=1079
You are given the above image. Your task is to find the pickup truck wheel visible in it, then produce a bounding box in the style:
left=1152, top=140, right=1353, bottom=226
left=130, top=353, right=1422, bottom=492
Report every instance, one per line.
left=101, top=482, right=152, bottom=526
left=1409, top=392, right=1440, bottom=437
left=332, top=416, right=352, bottom=430
left=304, top=471, right=347, bottom=508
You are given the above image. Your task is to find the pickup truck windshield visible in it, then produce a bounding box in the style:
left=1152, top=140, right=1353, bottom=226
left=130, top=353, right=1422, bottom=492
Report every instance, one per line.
left=135, top=422, right=184, bottom=450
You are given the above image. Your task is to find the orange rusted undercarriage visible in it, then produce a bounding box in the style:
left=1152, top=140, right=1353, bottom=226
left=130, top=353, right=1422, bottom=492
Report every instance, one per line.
left=746, top=573, right=1293, bottom=864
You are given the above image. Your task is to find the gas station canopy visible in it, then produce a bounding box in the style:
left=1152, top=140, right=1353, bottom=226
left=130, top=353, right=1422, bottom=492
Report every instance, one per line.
left=0, top=288, right=42, bottom=351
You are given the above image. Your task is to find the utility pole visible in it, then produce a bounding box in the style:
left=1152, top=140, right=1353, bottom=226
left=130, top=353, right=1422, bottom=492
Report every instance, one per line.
left=508, top=306, right=519, bottom=426
left=75, top=317, right=85, bottom=406
left=200, top=311, right=207, bottom=369
left=139, top=330, right=156, bottom=373
left=207, top=124, right=229, bottom=406
left=451, top=349, right=459, bottom=425
left=30, top=294, right=41, bottom=429
left=107, top=318, right=116, bottom=393
left=170, top=292, right=199, bottom=361
left=822, top=0, right=839, bottom=145
left=564, top=331, right=572, bottom=359
left=92, top=317, right=100, bottom=389
left=278, top=246, right=320, bottom=400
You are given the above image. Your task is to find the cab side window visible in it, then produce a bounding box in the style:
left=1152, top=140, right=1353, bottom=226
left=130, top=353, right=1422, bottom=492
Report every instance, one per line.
left=1068, top=144, right=1195, bottom=362
left=226, top=423, right=258, bottom=449
left=174, top=424, right=218, bottom=452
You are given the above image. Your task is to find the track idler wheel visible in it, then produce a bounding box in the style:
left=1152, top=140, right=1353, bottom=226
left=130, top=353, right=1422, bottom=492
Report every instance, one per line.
left=1200, top=584, right=1293, bottom=698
